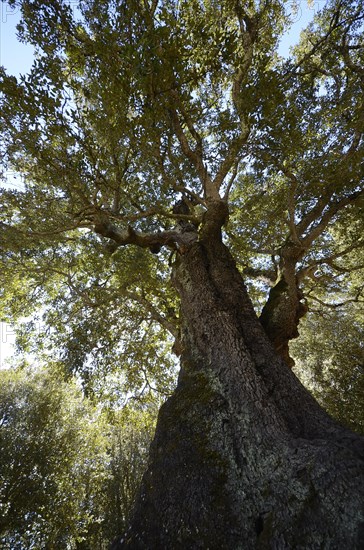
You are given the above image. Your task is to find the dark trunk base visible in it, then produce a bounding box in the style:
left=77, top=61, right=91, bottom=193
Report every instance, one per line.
left=112, top=239, right=364, bottom=549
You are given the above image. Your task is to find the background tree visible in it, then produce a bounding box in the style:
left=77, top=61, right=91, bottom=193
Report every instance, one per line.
left=101, top=407, right=157, bottom=544
left=0, top=365, right=157, bottom=549
left=291, top=304, right=364, bottom=435
left=0, top=366, right=107, bottom=548
left=1, top=0, right=364, bottom=547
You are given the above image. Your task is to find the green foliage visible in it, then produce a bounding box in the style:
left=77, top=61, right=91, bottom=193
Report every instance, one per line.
left=292, top=304, right=364, bottom=435
left=0, top=366, right=157, bottom=548
left=0, top=366, right=107, bottom=548
left=0, top=0, right=363, bottom=436
left=101, top=406, right=157, bottom=542
left=0, top=2, right=363, bottom=545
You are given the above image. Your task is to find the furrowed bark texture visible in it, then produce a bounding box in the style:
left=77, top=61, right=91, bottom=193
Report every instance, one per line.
left=113, top=203, right=364, bottom=549
left=260, top=243, right=307, bottom=368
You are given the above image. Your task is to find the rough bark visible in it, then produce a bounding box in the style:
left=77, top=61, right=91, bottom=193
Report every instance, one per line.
left=112, top=203, right=364, bottom=549
left=260, top=242, right=307, bottom=368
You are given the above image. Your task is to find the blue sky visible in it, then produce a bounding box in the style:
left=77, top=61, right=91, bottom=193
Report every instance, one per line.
left=0, top=0, right=327, bottom=367
left=0, top=2, right=35, bottom=75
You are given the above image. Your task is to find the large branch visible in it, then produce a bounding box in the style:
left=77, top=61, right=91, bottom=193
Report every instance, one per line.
left=300, top=189, right=363, bottom=248
left=296, top=194, right=337, bottom=240
left=213, top=133, right=249, bottom=193
left=169, top=108, right=218, bottom=200
left=297, top=240, right=364, bottom=282
left=231, top=6, right=255, bottom=119
left=309, top=294, right=364, bottom=310
left=94, top=217, right=197, bottom=252
left=200, top=4, right=255, bottom=199
left=170, top=90, right=204, bottom=153
left=269, top=160, right=302, bottom=244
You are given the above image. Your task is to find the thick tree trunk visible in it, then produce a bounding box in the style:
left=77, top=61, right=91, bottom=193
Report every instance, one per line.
left=113, top=204, right=364, bottom=549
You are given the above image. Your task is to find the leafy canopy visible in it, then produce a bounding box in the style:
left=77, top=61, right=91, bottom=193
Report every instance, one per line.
left=0, top=0, right=363, bottom=405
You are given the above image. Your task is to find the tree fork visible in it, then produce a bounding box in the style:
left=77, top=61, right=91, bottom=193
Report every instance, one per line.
left=260, top=240, right=308, bottom=368
left=259, top=274, right=308, bottom=369
left=112, top=228, right=364, bottom=549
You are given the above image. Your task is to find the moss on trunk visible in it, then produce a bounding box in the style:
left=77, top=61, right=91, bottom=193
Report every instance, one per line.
left=113, top=217, right=364, bottom=549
